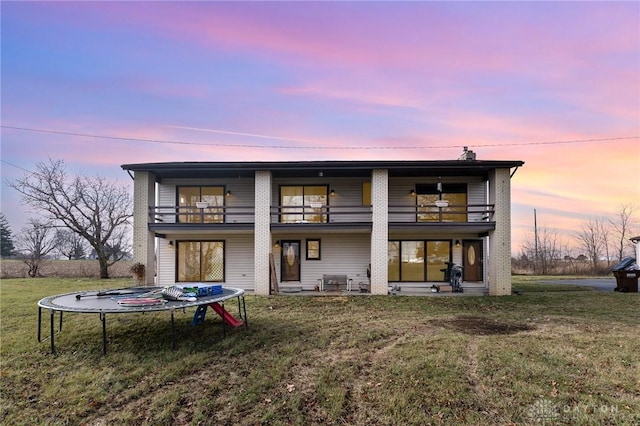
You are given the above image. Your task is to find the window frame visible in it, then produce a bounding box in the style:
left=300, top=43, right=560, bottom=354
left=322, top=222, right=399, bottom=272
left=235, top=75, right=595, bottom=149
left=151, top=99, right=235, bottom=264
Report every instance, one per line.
left=279, top=185, right=329, bottom=223
left=175, top=240, right=225, bottom=283
left=176, top=185, right=226, bottom=224
left=388, top=239, right=452, bottom=282
left=306, top=239, right=321, bottom=260
left=415, top=183, right=468, bottom=223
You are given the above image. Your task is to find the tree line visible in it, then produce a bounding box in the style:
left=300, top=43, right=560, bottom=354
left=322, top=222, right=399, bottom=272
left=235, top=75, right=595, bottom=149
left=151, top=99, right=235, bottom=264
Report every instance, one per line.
left=513, top=204, right=638, bottom=275
left=1, top=158, right=132, bottom=278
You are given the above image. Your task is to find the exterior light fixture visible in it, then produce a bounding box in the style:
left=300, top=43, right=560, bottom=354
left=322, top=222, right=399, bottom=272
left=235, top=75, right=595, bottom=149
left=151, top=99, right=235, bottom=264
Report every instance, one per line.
left=168, top=240, right=174, bottom=248
left=330, top=189, right=336, bottom=197
left=455, top=240, right=461, bottom=248
left=226, top=190, right=231, bottom=197
left=274, top=240, right=281, bottom=249
left=410, top=189, right=416, bottom=196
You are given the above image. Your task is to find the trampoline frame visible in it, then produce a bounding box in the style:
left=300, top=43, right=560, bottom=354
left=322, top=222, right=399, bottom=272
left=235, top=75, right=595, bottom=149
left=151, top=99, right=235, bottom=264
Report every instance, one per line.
left=37, top=286, right=247, bottom=355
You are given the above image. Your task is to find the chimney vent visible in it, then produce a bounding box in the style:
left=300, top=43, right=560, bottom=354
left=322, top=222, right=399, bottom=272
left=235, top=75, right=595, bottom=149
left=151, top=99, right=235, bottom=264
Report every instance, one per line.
left=458, top=146, right=476, bottom=161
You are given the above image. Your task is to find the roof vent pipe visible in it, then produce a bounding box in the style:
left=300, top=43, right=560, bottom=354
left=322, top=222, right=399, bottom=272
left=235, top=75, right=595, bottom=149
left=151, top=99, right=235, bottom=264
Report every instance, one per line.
left=458, top=146, right=476, bottom=161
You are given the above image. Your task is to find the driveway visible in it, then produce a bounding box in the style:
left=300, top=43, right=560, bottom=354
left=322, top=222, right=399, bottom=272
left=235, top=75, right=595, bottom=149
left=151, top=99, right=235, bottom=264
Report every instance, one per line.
left=539, top=278, right=618, bottom=292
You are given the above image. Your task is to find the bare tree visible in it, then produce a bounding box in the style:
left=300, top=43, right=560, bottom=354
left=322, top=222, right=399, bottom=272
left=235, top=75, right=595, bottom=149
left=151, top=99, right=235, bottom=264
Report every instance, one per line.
left=519, top=226, right=563, bottom=275
left=609, top=204, right=636, bottom=262
left=575, top=217, right=608, bottom=275
left=54, top=228, right=87, bottom=260
left=15, top=218, right=57, bottom=277
left=9, top=158, right=132, bottom=278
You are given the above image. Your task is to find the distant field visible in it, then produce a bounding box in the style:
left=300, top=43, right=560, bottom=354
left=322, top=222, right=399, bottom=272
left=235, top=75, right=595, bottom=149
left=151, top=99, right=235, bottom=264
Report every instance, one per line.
left=0, top=259, right=134, bottom=279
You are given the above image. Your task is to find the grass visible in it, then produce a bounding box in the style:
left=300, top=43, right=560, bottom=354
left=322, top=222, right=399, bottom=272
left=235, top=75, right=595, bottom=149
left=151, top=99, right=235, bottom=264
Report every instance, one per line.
left=1, top=277, right=639, bottom=425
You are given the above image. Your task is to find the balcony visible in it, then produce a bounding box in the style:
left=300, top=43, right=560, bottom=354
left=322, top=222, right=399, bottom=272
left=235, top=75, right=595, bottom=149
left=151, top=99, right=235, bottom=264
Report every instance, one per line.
left=147, top=203, right=495, bottom=234
left=388, top=203, right=495, bottom=234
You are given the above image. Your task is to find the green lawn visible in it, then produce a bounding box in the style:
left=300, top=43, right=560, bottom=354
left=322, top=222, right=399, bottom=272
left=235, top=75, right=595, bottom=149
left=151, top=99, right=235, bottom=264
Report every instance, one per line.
left=1, top=278, right=638, bottom=425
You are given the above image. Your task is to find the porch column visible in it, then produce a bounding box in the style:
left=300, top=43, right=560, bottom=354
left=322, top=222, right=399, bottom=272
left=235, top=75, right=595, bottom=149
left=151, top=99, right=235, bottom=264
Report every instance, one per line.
left=132, top=171, right=156, bottom=285
left=254, top=171, right=272, bottom=295
left=488, top=168, right=512, bottom=296
left=370, top=169, right=389, bottom=295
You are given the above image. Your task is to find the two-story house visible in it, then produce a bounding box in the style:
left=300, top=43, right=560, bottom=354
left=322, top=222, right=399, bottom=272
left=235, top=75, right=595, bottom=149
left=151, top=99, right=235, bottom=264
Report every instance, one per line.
left=122, top=154, right=523, bottom=296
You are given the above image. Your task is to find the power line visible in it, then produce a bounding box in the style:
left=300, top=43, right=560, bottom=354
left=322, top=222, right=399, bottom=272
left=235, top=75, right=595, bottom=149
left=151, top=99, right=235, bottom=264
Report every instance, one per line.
left=1, top=125, right=638, bottom=150
left=0, top=159, right=35, bottom=174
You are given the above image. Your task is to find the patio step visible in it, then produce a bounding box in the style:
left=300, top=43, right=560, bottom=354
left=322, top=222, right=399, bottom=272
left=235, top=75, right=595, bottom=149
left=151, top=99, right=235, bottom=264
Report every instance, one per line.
left=279, top=285, right=303, bottom=293
left=461, top=283, right=488, bottom=295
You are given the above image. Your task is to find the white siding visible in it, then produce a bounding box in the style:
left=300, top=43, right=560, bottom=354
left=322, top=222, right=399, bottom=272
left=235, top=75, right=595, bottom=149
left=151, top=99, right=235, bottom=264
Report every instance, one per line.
left=157, top=236, right=175, bottom=285
left=388, top=177, right=419, bottom=222
left=273, top=234, right=371, bottom=290
left=325, top=178, right=371, bottom=223
left=467, top=181, right=487, bottom=222
left=225, top=235, right=255, bottom=291
left=158, top=183, right=177, bottom=223
left=226, top=178, right=255, bottom=224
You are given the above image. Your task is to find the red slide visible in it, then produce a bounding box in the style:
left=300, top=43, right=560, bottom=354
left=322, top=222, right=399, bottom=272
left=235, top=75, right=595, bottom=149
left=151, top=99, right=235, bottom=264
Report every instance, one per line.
left=208, top=302, right=244, bottom=327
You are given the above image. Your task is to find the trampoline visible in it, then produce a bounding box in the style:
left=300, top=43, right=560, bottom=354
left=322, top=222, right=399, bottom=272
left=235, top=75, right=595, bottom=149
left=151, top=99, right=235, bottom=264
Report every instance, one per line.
left=37, top=286, right=247, bottom=354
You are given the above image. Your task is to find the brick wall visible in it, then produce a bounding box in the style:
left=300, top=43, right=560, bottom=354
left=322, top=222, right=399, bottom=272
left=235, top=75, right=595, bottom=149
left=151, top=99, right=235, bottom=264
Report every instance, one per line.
left=132, top=171, right=156, bottom=285
left=488, top=168, right=512, bottom=296
left=253, top=171, right=272, bottom=295
left=370, top=169, right=389, bottom=295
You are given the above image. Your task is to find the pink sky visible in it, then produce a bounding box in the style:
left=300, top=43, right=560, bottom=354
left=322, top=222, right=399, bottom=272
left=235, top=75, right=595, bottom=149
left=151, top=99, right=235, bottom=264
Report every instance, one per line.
left=1, top=1, right=638, bottom=254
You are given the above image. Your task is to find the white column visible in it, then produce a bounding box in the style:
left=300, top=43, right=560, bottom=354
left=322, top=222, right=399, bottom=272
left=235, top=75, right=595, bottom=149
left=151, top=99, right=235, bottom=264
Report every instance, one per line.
left=254, top=171, right=272, bottom=295
left=370, top=169, right=389, bottom=295
left=488, top=168, right=512, bottom=296
left=132, top=171, right=156, bottom=285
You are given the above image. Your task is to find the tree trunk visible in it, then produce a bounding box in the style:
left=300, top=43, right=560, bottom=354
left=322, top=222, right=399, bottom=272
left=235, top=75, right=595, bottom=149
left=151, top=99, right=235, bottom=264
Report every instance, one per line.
left=99, top=257, right=110, bottom=279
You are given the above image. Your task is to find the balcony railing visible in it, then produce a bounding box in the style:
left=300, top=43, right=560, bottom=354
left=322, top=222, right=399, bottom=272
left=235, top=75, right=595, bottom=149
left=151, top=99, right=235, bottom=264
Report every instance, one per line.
left=149, top=204, right=495, bottom=225
left=270, top=205, right=372, bottom=224
left=150, top=206, right=256, bottom=224
left=388, top=203, right=494, bottom=223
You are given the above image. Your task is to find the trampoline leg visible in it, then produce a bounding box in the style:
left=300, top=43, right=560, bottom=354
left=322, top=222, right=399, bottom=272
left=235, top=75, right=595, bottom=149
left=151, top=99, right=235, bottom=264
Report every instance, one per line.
left=171, top=310, right=176, bottom=350
left=50, top=309, right=56, bottom=355
left=38, top=307, right=42, bottom=342
left=242, top=296, right=248, bottom=329
left=100, top=312, right=107, bottom=355
left=59, top=311, right=63, bottom=332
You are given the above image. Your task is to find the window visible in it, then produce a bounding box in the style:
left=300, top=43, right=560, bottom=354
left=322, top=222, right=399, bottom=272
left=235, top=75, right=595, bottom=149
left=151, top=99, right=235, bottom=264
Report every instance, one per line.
left=362, top=182, right=371, bottom=206
left=306, top=239, right=321, bottom=260
left=177, top=186, right=225, bottom=223
left=401, top=241, right=424, bottom=281
left=388, top=240, right=451, bottom=282
left=177, top=241, right=224, bottom=282
left=280, top=186, right=328, bottom=223
left=416, top=183, right=467, bottom=223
